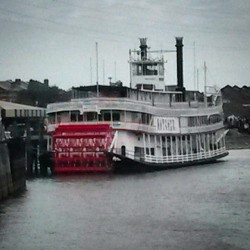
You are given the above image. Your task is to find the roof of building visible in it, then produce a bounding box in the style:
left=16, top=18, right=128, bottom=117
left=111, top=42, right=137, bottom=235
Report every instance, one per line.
left=0, top=100, right=46, bottom=118
left=0, top=80, right=28, bottom=91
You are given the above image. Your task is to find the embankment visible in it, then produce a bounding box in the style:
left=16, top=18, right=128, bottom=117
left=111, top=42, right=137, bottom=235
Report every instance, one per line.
left=0, top=138, right=26, bottom=201
left=226, top=128, right=250, bottom=150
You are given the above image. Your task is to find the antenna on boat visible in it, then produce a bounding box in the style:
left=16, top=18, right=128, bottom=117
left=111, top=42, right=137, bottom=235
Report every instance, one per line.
left=90, top=57, right=92, bottom=85
left=96, top=42, right=99, bottom=97
left=129, top=49, right=132, bottom=88
left=193, top=41, right=196, bottom=90
left=204, top=61, right=207, bottom=107
left=114, top=61, right=116, bottom=82
left=103, top=60, right=105, bottom=85
left=197, top=68, right=199, bottom=91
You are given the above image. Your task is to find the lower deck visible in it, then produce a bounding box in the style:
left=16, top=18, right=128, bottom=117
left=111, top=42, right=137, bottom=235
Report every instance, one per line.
left=48, top=123, right=228, bottom=173
left=112, top=130, right=227, bottom=165
left=112, top=151, right=229, bottom=172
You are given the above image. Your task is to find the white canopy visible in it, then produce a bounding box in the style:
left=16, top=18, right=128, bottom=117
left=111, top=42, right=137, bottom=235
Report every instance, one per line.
left=0, top=100, right=46, bottom=118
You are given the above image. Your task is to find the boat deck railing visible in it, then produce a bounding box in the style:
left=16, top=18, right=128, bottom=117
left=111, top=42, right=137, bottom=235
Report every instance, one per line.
left=47, top=97, right=222, bottom=116
left=113, top=147, right=227, bottom=164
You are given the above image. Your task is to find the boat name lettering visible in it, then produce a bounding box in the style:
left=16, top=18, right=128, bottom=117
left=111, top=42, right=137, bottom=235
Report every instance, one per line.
left=154, top=117, right=179, bottom=133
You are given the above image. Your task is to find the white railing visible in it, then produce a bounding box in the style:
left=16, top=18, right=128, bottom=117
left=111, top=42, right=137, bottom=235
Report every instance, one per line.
left=113, top=147, right=227, bottom=164
left=144, top=147, right=227, bottom=164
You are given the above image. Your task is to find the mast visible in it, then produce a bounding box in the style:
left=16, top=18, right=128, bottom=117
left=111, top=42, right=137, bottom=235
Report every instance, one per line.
left=129, top=49, right=132, bottom=88
left=96, top=42, right=99, bottom=97
left=193, top=41, right=196, bottom=90
left=90, top=57, right=92, bottom=85
left=204, top=61, right=207, bottom=107
left=103, top=60, right=105, bottom=85
left=197, top=68, right=199, bottom=91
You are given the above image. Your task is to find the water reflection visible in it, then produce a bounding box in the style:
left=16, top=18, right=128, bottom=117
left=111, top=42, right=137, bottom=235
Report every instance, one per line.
left=1, top=150, right=250, bottom=250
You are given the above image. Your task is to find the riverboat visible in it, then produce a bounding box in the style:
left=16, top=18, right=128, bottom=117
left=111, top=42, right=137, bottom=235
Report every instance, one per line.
left=46, top=37, right=228, bottom=173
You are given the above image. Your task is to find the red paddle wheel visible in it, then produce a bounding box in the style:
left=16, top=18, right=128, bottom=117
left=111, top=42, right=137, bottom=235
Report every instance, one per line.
left=52, top=124, right=113, bottom=173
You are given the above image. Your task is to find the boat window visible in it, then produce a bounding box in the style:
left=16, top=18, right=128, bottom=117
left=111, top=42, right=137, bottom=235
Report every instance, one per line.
left=133, top=64, right=143, bottom=75
left=98, top=114, right=102, bottom=121
left=132, top=64, right=138, bottom=75
left=134, top=147, right=144, bottom=159
left=159, top=64, right=164, bottom=76
left=143, top=63, right=158, bottom=75
left=112, top=112, right=120, bottom=121
left=103, top=112, right=111, bottom=121
left=150, top=148, right=155, bottom=155
left=56, top=111, right=69, bottom=123
left=188, top=114, right=222, bottom=127
left=141, top=113, right=146, bottom=124
left=86, top=112, right=97, bottom=121
left=48, top=115, right=55, bottom=124
left=132, top=63, right=158, bottom=76
left=71, top=112, right=77, bottom=122
left=143, top=84, right=153, bottom=90
left=78, top=114, right=83, bottom=121
left=71, top=111, right=80, bottom=122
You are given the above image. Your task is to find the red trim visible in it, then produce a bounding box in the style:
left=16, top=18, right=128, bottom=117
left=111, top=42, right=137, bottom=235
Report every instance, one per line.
left=52, top=123, right=113, bottom=173
left=54, top=166, right=110, bottom=173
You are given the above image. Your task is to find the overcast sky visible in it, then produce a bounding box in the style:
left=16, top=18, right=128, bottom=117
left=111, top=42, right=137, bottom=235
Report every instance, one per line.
left=1, top=0, right=250, bottom=91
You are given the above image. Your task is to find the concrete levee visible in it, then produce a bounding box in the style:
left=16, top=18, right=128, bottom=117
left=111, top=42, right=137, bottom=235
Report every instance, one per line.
left=0, top=138, right=26, bottom=201
left=0, top=142, right=14, bottom=201
left=8, top=138, right=26, bottom=194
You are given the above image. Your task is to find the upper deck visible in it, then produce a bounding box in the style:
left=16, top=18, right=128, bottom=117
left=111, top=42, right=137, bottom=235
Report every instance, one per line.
left=47, top=85, right=222, bottom=115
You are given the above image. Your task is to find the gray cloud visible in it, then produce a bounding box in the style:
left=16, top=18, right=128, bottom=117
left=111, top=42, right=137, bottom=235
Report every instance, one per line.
left=0, top=0, right=250, bottom=90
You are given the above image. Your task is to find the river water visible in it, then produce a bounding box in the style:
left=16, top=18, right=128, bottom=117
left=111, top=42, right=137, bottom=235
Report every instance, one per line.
left=0, top=149, right=250, bottom=250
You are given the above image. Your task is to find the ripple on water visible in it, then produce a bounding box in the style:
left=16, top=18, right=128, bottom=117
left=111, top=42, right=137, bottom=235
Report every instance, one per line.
left=0, top=149, right=250, bottom=250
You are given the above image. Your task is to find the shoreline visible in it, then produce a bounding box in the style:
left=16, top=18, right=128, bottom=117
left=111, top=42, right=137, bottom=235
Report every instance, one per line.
left=226, top=128, right=250, bottom=150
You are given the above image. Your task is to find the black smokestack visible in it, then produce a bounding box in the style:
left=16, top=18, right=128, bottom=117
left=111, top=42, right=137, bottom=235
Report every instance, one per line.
left=175, top=37, right=185, bottom=100
left=139, top=38, right=148, bottom=60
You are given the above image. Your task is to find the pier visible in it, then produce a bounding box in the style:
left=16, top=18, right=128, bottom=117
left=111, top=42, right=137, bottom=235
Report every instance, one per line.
left=0, top=101, right=46, bottom=201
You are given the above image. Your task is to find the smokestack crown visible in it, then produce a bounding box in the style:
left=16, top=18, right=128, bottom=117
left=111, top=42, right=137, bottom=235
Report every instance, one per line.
left=139, top=38, right=148, bottom=60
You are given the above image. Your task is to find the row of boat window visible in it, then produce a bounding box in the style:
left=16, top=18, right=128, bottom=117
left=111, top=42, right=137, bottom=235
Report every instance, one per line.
left=135, top=132, right=225, bottom=157
left=49, top=111, right=222, bottom=127
left=188, top=114, right=222, bottom=127
left=48, top=111, right=151, bottom=124
left=132, top=63, right=164, bottom=76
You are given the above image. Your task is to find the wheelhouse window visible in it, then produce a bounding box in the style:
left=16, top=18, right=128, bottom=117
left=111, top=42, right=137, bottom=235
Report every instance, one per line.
left=132, top=63, right=158, bottom=76
left=143, top=63, right=158, bottom=75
